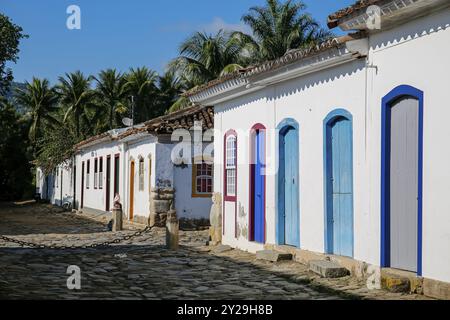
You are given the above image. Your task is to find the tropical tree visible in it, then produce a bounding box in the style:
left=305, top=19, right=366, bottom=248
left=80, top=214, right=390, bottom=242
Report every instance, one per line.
left=0, top=99, right=33, bottom=200
left=57, top=71, right=97, bottom=139
left=231, top=0, right=332, bottom=63
left=0, top=14, right=28, bottom=97
left=169, top=30, right=244, bottom=88
left=14, top=78, right=59, bottom=146
left=94, top=69, right=127, bottom=130
left=124, top=67, right=159, bottom=123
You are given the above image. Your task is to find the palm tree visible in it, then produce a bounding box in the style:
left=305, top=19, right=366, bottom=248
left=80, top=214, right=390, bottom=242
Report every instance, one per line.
left=57, top=71, right=97, bottom=139
left=231, top=0, right=333, bottom=63
left=94, top=69, right=127, bottom=130
left=124, top=67, right=158, bottom=123
left=15, top=78, right=59, bottom=145
left=169, top=30, right=244, bottom=88
left=155, top=71, right=190, bottom=114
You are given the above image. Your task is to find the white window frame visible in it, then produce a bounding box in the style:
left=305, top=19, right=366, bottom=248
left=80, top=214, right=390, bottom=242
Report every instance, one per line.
left=225, top=135, right=237, bottom=197
left=99, top=157, right=103, bottom=189
left=138, top=158, right=145, bottom=192
left=86, top=160, right=90, bottom=189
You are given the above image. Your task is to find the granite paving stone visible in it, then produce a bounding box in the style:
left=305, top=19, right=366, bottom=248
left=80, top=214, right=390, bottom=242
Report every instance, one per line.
left=0, top=202, right=431, bottom=300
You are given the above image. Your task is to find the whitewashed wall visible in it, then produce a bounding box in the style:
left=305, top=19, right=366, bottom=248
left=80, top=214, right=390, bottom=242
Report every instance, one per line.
left=367, top=8, right=450, bottom=283
left=174, top=165, right=212, bottom=220
left=53, top=162, right=73, bottom=207
left=36, top=168, right=53, bottom=201
left=75, top=137, right=212, bottom=221
left=215, top=59, right=368, bottom=256
left=76, top=142, right=124, bottom=213
left=123, top=137, right=156, bottom=219
left=214, top=7, right=450, bottom=284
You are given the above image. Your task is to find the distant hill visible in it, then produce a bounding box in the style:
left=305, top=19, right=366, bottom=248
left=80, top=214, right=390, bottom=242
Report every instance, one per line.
left=5, top=82, right=27, bottom=114
left=5, top=82, right=26, bottom=100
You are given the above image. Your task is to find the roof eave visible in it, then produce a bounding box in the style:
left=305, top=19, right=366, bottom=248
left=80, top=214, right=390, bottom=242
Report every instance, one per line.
left=190, top=40, right=368, bottom=106
left=331, top=0, right=450, bottom=31
left=75, top=136, right=112, bottom=152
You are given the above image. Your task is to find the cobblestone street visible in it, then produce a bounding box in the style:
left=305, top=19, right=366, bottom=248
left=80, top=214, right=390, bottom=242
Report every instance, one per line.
left=0, top=202, right=429, bottom=300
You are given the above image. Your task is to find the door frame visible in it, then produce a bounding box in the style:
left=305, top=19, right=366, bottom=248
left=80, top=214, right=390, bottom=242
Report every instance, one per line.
left=249, top=123, right=266, bottom=243
left=106, top=155, right=111, bottom=212
left=114, top=154, right=120, bottom=197
left=129, top=160, right=135, bottom=221
left=223, top=130, right=238, bottom=238
left=81, top=162, right=85, bottom=209
left=276, top=118, right=300, bottom=247
left=323, top=109, right=354, bottom=256
left=73, top=165, right=77, bottom=210
left=381, top=85, right=424, bottom=276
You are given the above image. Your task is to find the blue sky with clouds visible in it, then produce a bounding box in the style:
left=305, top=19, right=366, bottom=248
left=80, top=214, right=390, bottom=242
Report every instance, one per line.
left=2, top=0, right=355, bottom=84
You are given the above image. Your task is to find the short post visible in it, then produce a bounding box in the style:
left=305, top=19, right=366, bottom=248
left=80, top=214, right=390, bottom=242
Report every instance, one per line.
left=166, top=210, right=179, bottom=250
left=112, top=195, right=123, bottom=232
left=112, top=208, right=123, bottom=232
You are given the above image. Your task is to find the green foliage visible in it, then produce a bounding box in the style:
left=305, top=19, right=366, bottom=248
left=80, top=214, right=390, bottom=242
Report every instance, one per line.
left=231, top=0, right=333, bottom=63
left=14, top=78, right=59, bottom=147
left=57, top=71, right=98, bottom=139
left=34, top=122, right=78, bottom=175
left=0, top=99, right=33, bottom=200
left=93, top=69, right=128, bottom=130
left=124, top=67, right=160, bottom=123
left=0, top=0, right=333, bottom=197
left=169, top=30, right=244, bottom=87
left=0, top=14, right=28, bottom=96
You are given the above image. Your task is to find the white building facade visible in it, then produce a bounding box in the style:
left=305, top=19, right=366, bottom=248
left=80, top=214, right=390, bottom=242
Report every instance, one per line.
left=187, top=0, right=450, bottom=298
left=38, top=106, right=214, bottom=226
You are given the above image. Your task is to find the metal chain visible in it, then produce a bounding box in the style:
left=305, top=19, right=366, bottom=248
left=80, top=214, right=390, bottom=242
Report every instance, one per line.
left=0, top=225, right=154, bottom=250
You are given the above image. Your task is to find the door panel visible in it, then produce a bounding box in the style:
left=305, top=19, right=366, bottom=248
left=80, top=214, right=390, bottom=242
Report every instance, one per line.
left=106, top=157, right=111, bottom=212
left=129, top=161, right=135, bottom=221
left=114, top=155, right=120, bottom=197
left=390, top=97, right=419, bottom=272
left=282, top=127, right=300, bottom=247
left=328, top=117, right=353, bottom=257
left=254, top=130, right=265, bottom=243
left=81, top=162, right=85, bottom=209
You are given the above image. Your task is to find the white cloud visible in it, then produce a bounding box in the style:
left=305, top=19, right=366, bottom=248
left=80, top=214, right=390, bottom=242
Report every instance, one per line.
left=160, top=17, right=252, bottom=35
left=199, top=17, right=252, bottom=34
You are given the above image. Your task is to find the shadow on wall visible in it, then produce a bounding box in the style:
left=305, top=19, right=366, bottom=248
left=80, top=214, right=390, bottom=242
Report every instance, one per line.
left=215, top=60, right=366, bottom=116
left=370, top=8, right=450, bottom=51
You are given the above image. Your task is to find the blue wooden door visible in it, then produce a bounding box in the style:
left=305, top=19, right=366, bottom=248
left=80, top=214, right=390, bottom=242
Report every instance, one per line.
left=327, top=117, right=353, bottom=257
left=254, top=130, right=265, bottom=243
left=280, top=127, right=300, bottom=247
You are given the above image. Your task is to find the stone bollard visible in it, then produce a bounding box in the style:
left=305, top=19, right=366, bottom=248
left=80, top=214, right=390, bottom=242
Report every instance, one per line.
left=112, top=208, right=123, bottom=232
left=209, top=193, right=223, bottom=246
left=166, top=210, right=179, bottom=250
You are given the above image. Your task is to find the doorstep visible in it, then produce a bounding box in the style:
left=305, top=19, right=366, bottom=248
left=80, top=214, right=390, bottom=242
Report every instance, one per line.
left=381, top=268, right=450, bottom=299
left=264, top=244, right=449, bottom=299
left=381, top=268, right=422, bottom=294
left=265, top=244, right=367, bottom=278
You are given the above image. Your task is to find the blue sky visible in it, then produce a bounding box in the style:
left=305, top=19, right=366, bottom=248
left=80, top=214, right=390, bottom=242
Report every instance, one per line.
left=2, top=0, right=355, bottom=84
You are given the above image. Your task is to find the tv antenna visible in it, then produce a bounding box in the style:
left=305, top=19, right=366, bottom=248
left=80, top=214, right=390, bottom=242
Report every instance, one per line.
left=122, top=95, right=135, bottom=127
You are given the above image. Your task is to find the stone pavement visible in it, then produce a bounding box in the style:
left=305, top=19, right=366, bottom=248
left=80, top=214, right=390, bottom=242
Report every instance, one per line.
left=0, top=202, right=430, bottom=300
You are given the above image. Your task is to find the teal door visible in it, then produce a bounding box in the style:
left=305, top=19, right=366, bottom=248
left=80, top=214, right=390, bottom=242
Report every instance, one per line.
left=279, top=126, right=300, bottom=247
left=325, top=115, right=354, bottom=257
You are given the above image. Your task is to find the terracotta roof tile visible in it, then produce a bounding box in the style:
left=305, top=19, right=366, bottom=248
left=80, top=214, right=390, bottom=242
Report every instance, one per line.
left=184, top=33, right=364, bottom=98
left=327, top=0, right=387, bottom=28
left=75, top=105, right=214, bottom=150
